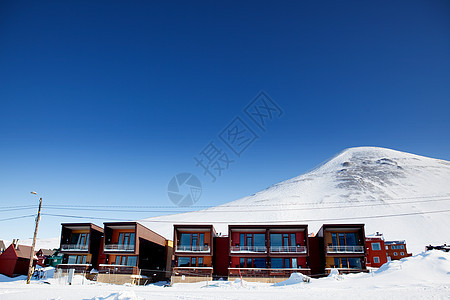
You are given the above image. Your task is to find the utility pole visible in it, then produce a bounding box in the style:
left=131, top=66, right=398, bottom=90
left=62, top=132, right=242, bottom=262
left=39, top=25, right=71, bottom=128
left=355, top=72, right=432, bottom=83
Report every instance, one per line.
left=27, top=191, right=42, bottom=284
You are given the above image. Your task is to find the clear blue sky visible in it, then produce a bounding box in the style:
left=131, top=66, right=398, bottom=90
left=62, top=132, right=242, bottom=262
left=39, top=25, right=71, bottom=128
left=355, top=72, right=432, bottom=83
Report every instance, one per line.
left=1, top=0, right=449, bottom=241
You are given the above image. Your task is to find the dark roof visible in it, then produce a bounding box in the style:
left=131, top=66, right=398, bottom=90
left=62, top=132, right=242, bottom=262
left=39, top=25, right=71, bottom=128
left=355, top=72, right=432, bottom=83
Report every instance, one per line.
left=38, top=249, right=55, bottom=256
left=14, top=244, right=37, bottom=260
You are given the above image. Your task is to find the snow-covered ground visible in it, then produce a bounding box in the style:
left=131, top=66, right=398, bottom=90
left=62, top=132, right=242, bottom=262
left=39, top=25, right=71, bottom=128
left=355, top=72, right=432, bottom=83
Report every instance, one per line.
left=0, top=250, right=449, bottom=299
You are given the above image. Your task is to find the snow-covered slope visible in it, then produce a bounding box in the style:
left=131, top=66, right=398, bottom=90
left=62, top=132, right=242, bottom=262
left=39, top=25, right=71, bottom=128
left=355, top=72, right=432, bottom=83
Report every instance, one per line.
left=141, top=147, right=450, bottom=253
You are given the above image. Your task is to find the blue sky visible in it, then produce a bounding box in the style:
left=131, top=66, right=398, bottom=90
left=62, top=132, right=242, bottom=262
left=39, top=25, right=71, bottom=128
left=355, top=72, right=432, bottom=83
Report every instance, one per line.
left=0, top=0, right=449, bottom=241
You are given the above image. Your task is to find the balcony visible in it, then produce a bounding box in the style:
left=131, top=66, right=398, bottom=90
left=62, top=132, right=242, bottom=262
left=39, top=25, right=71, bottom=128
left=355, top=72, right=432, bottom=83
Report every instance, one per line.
left=176, top=245, right=210, bottom=253
left=104, top=244, right=135, bottom=252
left=269, top=246, right=307, bottom=253
left=327, top=245, right=364, bottom=253
left=230, top=246, right=267, bottom=253
left=61, top=244, right=89, bottom=251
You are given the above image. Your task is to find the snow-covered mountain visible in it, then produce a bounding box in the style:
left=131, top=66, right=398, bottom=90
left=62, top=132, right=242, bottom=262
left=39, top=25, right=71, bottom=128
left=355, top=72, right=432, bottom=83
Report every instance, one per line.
left=141, top=147, right=450, bottom=253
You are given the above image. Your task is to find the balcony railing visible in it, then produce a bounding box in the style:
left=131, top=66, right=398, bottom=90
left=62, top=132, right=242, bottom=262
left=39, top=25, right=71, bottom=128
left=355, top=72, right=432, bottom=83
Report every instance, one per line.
left=327, top=245, right=364, bottom=253
left=173, top=267, right=213, bottom=277
left=270, top=246, right=307, bottom=253
left=98, top=264, right=139, bottom=275
left=61, top=244, right=89, bottom=251
left=104, top=244, right=135, bottom=252
left=176, top=245, right=210, bottom=252
left=56, top=264, right=92, bottom=273
left=230, top=246, right=267, bottom=253
left=229, top=268, right=311, bottom=277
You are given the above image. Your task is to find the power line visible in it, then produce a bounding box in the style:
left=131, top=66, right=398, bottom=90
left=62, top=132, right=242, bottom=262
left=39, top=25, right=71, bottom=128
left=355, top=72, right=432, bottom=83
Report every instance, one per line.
left=0, top=214, right=36, bottom=222
left=35, top=197, right=450, bottom=214
left=40, top=208, right=450, bottom=224
left=1, top=194, right=449, bottom=210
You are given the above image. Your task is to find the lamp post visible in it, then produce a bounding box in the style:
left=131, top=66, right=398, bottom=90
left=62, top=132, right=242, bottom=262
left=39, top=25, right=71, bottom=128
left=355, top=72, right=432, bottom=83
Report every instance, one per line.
left=26, top=191, right=42, bottom=284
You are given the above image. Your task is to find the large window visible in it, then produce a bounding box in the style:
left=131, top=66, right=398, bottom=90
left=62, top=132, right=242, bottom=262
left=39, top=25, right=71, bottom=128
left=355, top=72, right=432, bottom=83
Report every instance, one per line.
left=333, top=257, right=362, bottom=269
left=67, top=255, right=87, bottom=264
left=177, top=256, right=205, bottom=267
left=180, top=233, right=206, bottom=250
left=70, top=233, right=90, bottom=247
left=239, top=258, right=266, bottom=268
left=372, top=242, right=381, bottom=250
left=270, top=233, right=297, bottom=247
left=270, top=258, right=300, bottom=269
left=331, top=232, right=358, bottom=246
left=239, top=233, right=265, bottom=247
left=118, top=232, right=135, bottom=246
left=114, top=255, right=137, bottom=266
left=373, top=257, right=380, bottom=263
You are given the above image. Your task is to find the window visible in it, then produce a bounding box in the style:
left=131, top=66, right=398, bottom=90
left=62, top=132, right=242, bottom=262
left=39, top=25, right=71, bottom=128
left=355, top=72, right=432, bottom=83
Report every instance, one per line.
left=333, top=258, right=361, bottom=269
left=393, top=252, right=397, bottom=256
left=68, top=255, right=77, bottom=264
left=372, top=243, right=381, bottom=251
left=373, top=257, right=380, bottom=264
left=70, top=232, right=89, bottom=247
left=271, top=258, right=283, bottom=269
left=68, top=255, right=86, bottom=264
left=178, top=257, right=204, bottom=267
left=178, top=257, right=190, bottom=267
left=385, top=246, right=389, bottom=250
left=331, top=232, right=358, bottom=246
left=118, top=232, right=135, bottom=248
left=238, top=258, right=266, bottom=268
left=254, top=258, right=266, bottom=268
left=270, top=258, right=297, bottom=268
left=127, top=256, right=137, bottom=267
left=180, top=233, right=206, bottom=250
left=400, top=252, right=404, bottom=256
left=114, top=255, right=137, bottom=266
left=270, top=233, right=297, bottom=248
left=292, top=258, right=298, bottom=268
left=239, top=233, right=265, bottom=248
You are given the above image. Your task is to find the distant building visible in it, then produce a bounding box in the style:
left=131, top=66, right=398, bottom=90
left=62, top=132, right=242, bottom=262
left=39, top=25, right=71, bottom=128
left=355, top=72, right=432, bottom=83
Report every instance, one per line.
left=0, top=240, right=6, bottom=254
left=365, top=233, right=388, bottom=268
left=425, top=244, right=449, bottom=252
left=0, top=240, right=37, bottom=277
left=36, top=249, right=56, bottom=267
left=385, top=240, right=412, bottom=261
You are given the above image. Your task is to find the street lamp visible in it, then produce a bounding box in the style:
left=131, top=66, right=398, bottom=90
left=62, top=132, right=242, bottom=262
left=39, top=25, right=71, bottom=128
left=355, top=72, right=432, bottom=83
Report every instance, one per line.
left=26, top=191, right=43, bottom=284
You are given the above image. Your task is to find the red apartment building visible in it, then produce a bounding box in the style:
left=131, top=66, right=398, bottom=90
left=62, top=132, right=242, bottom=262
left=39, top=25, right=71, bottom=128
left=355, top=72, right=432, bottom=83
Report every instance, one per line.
left=172, top=224, right=216, bottom=283
left=228, top=225, right=309, bottom=282
left=385, top=240, right=412, bottom=261
left=365, top=234, right=388, bottom=268
left=57, top=223, right=103, bottom=274
left=317, top=224, right=367, bottom=274
left=98, top=221, right=172, bottom=284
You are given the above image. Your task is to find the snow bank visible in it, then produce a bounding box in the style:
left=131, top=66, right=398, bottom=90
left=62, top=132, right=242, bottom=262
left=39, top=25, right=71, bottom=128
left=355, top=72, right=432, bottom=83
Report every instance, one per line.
left=273, top=272, right=311, bottom=286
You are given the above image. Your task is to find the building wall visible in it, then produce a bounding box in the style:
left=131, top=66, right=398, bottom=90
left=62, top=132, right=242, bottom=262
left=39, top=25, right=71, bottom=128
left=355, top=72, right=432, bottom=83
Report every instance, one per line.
left=386, top=243, right=412, bottom=261
left=365, top=238, right=388, bottom=268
